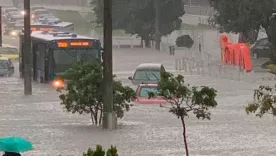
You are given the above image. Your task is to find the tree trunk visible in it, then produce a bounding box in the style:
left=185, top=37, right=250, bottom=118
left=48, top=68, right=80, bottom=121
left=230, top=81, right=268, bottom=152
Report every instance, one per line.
left=270, top=44, right=276, bottom=63
left=246, top=29, right=258, bottom=44
left=239, top=29, right=258, bottom=44
left=90, top=112, right=95, bottom=125
left=155, top=34, right=161, bottom=51
left=12, top=0, right=19, bottom=7
left=145, top=37, right=151, bottom=48
left=141, top=36, right=151, bottom=48
left=99, top=109, right=103, bottom=124
left=181, top=116, right=189, bottom=156
left=140, top=38, right=143, bottom=47
left=94, top=106, right=99, bottom=125
left=265, top=17, right=276, bottom=63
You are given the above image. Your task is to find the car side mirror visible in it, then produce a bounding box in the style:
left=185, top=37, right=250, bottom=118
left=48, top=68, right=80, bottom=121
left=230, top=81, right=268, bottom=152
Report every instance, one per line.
left=128, top=76, right=133, bottom=80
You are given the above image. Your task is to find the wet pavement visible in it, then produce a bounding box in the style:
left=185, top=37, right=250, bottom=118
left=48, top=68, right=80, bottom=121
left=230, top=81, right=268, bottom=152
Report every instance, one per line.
left=1, top=31, right=276, bottom=156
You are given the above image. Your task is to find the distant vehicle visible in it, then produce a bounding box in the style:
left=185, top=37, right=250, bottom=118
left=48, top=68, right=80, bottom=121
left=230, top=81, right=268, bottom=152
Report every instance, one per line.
left=19, top=31, right=102, bottom=84
left=250, top=38, right=271, bottom=59
left=128, top=63, right=165, bottom=85
left=31, top=6, right=45, bottom=12
left=4, top=22, right=23, bottom=36
left=7, top=14, right=23, bottom=23
left=4, top=11, right=20, bottom=20
left=3, top=8, right=18, bottom=14
left=0, top=57, right=15, bottom=77
left=33, top=9, right=49, bottom=14
left=135, top=84, right=167, bottom=104
left=31, top=21, right=74, bottom=32
left=0, top=47, right=19, bottom=60
left=36, top=14, right=55, bottom=21
left=2, top=6, right=16, bottom=11
left=31, top=9, right=49, bottom=20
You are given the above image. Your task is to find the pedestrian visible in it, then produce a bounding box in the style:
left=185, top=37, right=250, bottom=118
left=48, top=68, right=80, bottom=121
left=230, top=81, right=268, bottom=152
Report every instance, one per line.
left=2, top=152, right=21, bottom=156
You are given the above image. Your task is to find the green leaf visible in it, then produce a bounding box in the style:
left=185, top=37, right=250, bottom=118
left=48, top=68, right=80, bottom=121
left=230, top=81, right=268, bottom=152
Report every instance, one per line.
left=149, top=71, right=218, bottom=120
left=245, top=85, right=276, bottom=117
left=93, top=0, right=185, bottom=44
left=57, top=61, right=135, bottom=125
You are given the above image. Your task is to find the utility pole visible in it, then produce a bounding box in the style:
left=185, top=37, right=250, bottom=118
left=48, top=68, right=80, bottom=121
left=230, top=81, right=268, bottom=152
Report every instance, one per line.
left=155, top=0, right=161, bottom=51
left=23, top=0, right=32, bottom=95
left=102, top=0, right=116, bottom=129
left=0, top=6, right=2, bottom=47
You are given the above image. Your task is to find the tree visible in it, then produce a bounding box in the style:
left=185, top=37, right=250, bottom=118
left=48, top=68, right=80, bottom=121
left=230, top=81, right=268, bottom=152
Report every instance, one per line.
left=246, top=85, right=276, bottom=117
left=92, top=0, right=185, bottom=48
left=83, top=145, right=118, bottom=156
left=149, top=71, right=218, bottom=156
left=209, top=0, right=276, bottom=61
left=57, top=62, right=135, bottom=125
left=12, top=0, right=20, bottom=7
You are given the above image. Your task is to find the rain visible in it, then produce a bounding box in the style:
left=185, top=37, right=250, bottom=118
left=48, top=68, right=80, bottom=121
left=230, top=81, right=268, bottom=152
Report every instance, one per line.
left=0, top=0, right=276, bottom=155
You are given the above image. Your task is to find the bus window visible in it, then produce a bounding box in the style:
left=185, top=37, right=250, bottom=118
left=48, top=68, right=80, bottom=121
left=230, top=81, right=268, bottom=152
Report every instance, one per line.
left=52, top=48, right=100, bottom=72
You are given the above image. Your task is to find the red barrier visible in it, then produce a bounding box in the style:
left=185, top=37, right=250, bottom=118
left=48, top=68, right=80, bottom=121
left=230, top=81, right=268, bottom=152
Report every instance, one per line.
left=219, top=34, right=252, bottom=72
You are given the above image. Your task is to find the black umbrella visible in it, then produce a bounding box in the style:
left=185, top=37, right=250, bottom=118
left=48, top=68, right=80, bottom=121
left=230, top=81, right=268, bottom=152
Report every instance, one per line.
left=175, top=35, right=194, bottom=48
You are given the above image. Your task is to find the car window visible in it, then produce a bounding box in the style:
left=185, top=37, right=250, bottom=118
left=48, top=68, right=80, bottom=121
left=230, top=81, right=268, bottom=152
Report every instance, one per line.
left=134, top=70, right=160, bottom=80
left=0, top=60, right=8, bottom=69
left=8, top=59, right=13, bottom=68
left=139, top=87, right=159, bottom=97
left=261, top=39, right=269, bottom=45
left=0, top=47, right=19, bottom=54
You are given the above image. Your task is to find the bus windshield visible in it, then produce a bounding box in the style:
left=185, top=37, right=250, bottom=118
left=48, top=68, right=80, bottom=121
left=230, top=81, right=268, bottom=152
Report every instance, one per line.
left=53, top=48, right=100, bottom=72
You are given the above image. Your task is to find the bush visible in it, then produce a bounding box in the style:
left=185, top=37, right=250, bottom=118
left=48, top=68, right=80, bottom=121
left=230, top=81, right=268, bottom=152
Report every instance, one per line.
left=266, top=64, right=276, bottom=74
left=83, top=145, right=118, bottom=156
left=59, top=145, right=118, bottom=156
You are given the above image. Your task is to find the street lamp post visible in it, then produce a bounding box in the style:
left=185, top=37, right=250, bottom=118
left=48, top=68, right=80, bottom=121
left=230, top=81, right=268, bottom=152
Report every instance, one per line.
left=0, top=6, right=2, bottom=47
left=23, top=0, right=32, bottom=95
left=102, top=0, right=116, bottom=129
left=154, top=0, right=161, bottom=51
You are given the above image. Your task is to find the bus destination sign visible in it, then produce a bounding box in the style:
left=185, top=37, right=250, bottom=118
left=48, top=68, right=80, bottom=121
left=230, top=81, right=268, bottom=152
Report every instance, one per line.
left=57, top=40, right=92, bottom=48
left=31, top=27, right=55, bottom=32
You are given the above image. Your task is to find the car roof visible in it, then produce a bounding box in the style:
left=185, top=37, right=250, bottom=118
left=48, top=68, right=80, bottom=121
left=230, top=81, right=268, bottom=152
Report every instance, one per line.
left=136, top=63, right=163, bottom=70
left=258, top=38, right=268, bottom=41
left=0, top=57, right=9, bottom=61
left=1, top=44, right=16, bottom=48
left=4, top=8, right=18, bottom=11
left=31, top=31, right=97, bottom=41
left=11, top=14, right=23, bottom=18
left=31, top=7, right=45, bottom=9
left=138, top=83, right=158, bottom=87
left=34, top=9, right=48, bottom=12
left=32, top=21, right=73, bottom=27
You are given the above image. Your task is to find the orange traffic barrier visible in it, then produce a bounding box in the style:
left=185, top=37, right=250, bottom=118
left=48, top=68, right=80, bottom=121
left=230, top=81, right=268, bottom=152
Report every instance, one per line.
left=219, top=34, right=252, bottom=72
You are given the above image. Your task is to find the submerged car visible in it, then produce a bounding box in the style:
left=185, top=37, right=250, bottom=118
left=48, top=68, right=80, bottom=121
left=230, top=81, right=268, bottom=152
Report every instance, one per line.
left=135, top=83, right=167, bottom=104
left=0, top=57, right=14, bottom=77
left=250, top=38, right=271, bottom=59
left=128, top=63, right=165, bottom=85
left=0, top=46, right=19, bottom=59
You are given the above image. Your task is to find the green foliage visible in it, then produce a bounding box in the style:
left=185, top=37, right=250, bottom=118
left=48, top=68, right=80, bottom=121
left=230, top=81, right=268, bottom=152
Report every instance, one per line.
left=82, top=145, right=118, bottom=156
left=148, top=71, right=218, bottom=155
left=106, top=146, right=119, bottom=156
left=209, top=0, right=276, bottom=61
left=150, top=71, right=218, bottom=119
left=266, top=64, right=276, bottom=74
left=209, top=0, right=272, bottom=33
left=246, top=85, right=276, bottom=117
left=57, top=61, right=135, bottom=125
left=92, top=0, right=185, bottom=44
left=209, top=0, right=274, bottom=44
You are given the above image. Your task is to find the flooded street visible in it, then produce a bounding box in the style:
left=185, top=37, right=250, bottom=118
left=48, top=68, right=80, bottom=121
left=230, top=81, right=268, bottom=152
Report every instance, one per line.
left=0, top=1, right=275, bottom=154
left=0, top=42, right=276, bottom=155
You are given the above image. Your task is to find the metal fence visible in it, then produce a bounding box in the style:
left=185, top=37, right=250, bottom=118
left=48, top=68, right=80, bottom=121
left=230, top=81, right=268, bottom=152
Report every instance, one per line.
left=174, top=52, right=249, bottom=81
